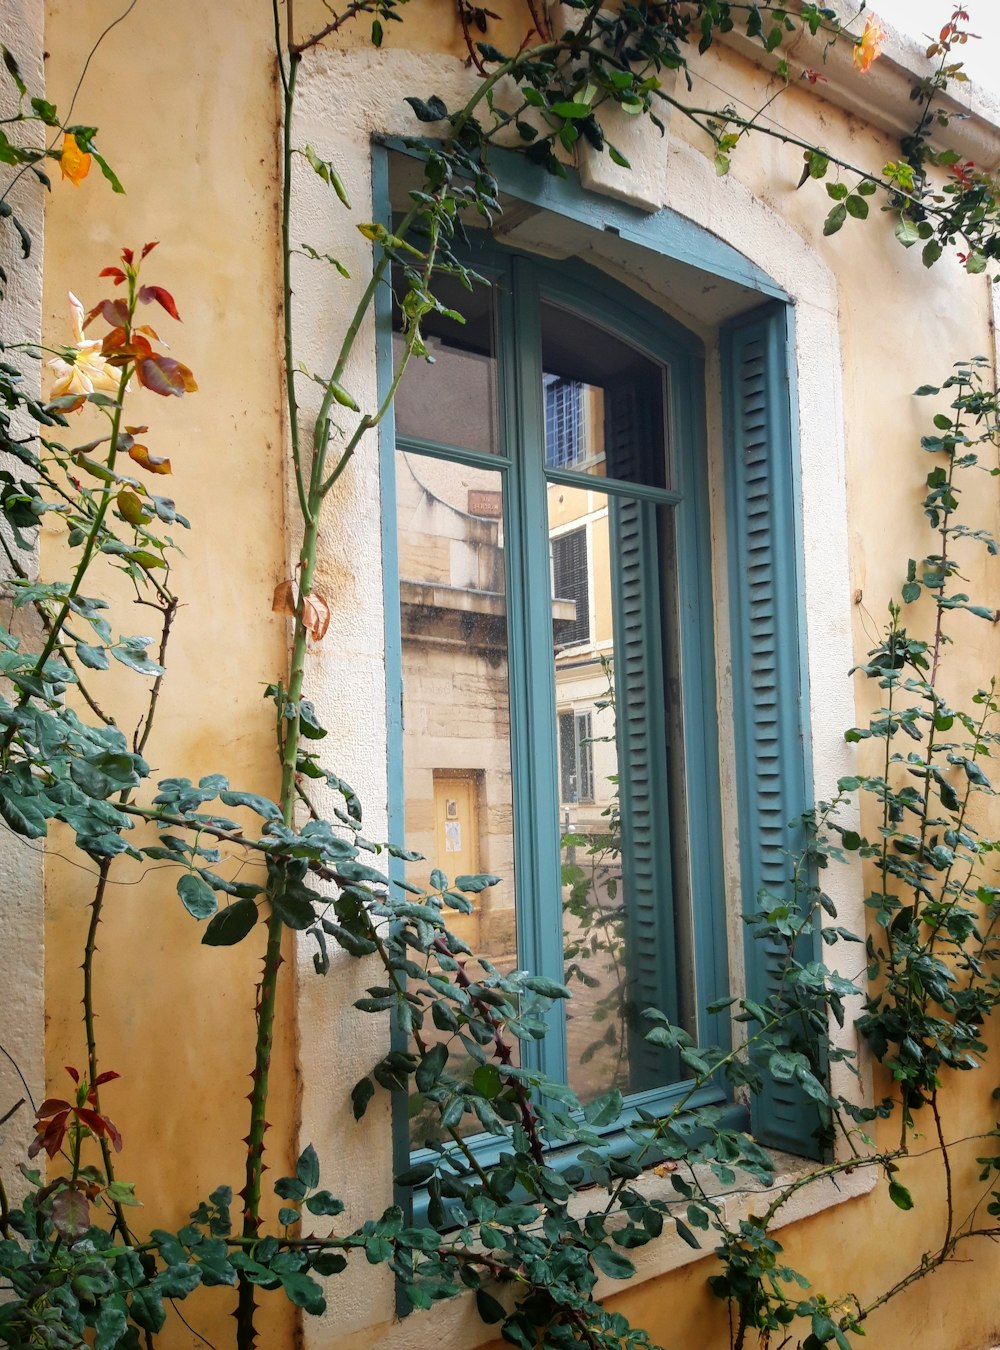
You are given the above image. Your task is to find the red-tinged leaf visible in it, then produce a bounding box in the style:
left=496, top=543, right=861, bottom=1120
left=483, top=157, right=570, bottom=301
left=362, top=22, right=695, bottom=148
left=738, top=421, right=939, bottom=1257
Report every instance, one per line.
left=103, top=334, right=153, bottom=366
left=93, top=1069, right=121, bottom=1087
left=102, top=1114, right=123, bottom=1151
left=51, top=1186, right=91, bottom=1240
left=35, top=1097, right=72, bottom=1118
left=99, top=267, right=126, bottom=284
left=124, top=425, right=148, bottom=435
left=85, top=298, right=129, bottom=330
left=136, top=355, right=197, bottom=397
left=141, top=240, right=159, bottom=258
left=31, top=1113, right=69, bottom=1158
left=134, top=324, right=161, bottom=342
left=139, top=285, right=180, bottom=321
left=65, top=1066, right=81, bottom=1084
left=121, top=247, right=134, bottom=265
left=74, top=1106, right=114, bottom=1139
left=128, top=444, right=172, bottom=475
left=101, top=326, right=129, bottom=354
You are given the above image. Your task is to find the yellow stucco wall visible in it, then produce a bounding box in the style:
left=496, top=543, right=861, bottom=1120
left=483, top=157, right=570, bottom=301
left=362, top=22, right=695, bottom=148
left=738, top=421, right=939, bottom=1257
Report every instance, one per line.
left=40, top=3, right=295, bottom=1346
left=34, top=2, right=1000, bottom=1349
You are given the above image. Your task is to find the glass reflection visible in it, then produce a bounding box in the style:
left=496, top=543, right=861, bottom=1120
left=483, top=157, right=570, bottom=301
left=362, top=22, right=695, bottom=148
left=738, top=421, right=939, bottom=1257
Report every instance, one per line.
left=540, top=301, right=669, bottom=488
left=395, top=451, right=518, bottom=1143
left=393, top=270, right=499, bottom=455
left=551, top=496, right=691, bottom=1102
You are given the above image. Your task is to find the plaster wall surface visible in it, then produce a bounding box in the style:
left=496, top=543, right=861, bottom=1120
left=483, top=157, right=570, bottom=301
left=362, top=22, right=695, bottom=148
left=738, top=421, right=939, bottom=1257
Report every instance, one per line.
left=0, top=0, right=45, bottom=1206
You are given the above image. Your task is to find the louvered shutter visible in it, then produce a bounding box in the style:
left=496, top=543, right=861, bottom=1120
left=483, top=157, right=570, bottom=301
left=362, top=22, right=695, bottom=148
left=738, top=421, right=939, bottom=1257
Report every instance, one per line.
left=606, top=382, right=679, bottom=1090
left=722, top=306, right=820, bottom=1158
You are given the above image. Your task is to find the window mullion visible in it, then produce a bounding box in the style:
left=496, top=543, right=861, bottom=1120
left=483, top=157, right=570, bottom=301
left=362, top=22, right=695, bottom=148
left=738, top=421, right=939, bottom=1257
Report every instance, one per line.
left=505, top=255, right=568, bottom=1085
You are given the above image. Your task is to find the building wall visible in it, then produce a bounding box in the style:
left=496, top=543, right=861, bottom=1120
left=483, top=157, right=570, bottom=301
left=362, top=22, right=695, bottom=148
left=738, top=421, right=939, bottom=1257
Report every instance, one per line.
left=26, top=3, right=1000, bottom=1349
left=0, top=0, right=46, bottom=1208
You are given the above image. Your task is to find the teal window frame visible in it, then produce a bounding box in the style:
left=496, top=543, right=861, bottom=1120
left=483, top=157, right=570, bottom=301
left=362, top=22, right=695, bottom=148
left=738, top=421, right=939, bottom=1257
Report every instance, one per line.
left=373, top=143, right=820, bottom=1184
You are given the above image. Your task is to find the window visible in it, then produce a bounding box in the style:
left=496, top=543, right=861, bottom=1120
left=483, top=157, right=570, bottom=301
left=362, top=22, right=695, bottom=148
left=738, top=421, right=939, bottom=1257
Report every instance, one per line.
left=551, top=527, right=590, bottom=647
left=544, top=376, right=583, bottom=468
left=558, top=709, right=594, bottom=805
left=386, top=231, right=816, bottom=1159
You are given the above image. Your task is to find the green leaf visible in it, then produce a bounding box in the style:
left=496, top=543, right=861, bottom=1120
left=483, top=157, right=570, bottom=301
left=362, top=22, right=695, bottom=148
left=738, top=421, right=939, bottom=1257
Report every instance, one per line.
left=454, top=872, right=501, bottom=892
left=888, top=1179, right=914, bottom=1210
left=30, top=97, right=60, bottom=127
left=219, top=788, right=281, bottom=820
left=129, top=1286, right=166, bottom=1333
left=519, top=975, right=570, bottom=999
left=296, top=1143, right=320, bottom=1190
left=395, top=1160, right=436, bottom=1187
left=305, top=1190, right=344, bottom=1216
left=111, top=642, right=164, bottom=676
left=823, top=203, right=847, bottom=236
left=922, top=239, right=943, bottom=268
left=415, top=1042, right=448, bottom=1093
left=156, top=1263, right=202, bottom=1299
left=583, top=1089, right=623, bottom=1127
left=279, top=1271, right=326, bottom=1315
left=0, top=787, right=47, bottom=838
left=845, top=194, right=869, bottom=220
left=550, top=100, right=591, bottom=119
left=674, top=1217, right=701, bottom=1249
left=590, top=1243, right=635, bottom=1280
left=201, top=898, right=258, bottom=946
left=472, top=1063, right=503, bottom=1099
left=272, top=891, right=317, bottom=930
left=2, top=46, right=27, bottom=97
left=404, top=95, right=449, bottom=123
left=274, top=1175, right=307, bottom=1202
left=95, top=1302, right=128, bottom=1350
left=178, top=873, right=218, bottom=920
left=351, top=1076, right=375, bottom=1120
left=75, top=642, right=109, bottom=670
left=476, top=1289, right=507, bottom=1324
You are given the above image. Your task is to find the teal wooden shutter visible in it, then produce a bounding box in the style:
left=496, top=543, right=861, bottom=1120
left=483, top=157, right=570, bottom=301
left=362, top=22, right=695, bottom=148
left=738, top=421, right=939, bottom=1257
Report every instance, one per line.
left=722, top=305, right=820, bottom=1158
left=605, top=382, right=679, bottom=1090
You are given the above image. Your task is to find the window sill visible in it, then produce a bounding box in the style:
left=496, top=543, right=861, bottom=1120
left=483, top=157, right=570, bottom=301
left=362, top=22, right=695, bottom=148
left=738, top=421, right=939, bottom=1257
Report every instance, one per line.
left=377, top=1150, right=876, bottom=1349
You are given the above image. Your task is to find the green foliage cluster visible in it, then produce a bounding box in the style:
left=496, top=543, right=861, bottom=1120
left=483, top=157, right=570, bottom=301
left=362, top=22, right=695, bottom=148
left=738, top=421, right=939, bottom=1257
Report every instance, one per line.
left=3, top=5, right=1000, bottom=1350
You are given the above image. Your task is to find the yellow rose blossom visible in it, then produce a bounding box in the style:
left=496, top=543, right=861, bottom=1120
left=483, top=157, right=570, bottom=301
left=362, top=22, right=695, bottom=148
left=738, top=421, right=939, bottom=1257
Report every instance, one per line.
left=59, top=132, right=91, bottom=186
left=48, top=292, right=123, bottom=407
left=853, top=14, right=887, bottom=73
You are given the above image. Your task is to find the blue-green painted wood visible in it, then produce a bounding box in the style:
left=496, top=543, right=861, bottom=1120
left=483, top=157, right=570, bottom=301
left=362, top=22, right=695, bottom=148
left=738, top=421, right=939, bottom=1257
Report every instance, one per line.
left=721, top=303, right=820, bottom=1159
left=376, top=135, right=788, bottom=303
left=507, top=255, right=570, bottom=1080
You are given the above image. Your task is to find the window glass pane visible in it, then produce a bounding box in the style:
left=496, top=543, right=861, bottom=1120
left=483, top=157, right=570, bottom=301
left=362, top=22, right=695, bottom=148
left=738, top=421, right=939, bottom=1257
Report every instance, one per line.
left=395, top=451, right=517, bottom=1144
left=393, top=270, right=499, bottom=455
left=552, top=483, right=693, bottom=1105
left=540, top=302, right=669, bottom=488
